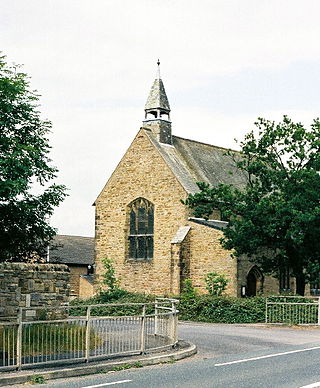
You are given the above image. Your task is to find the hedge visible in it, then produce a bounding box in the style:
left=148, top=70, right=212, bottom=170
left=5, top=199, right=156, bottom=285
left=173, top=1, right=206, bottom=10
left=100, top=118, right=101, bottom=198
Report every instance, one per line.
left=178, top=294, right=265, bottom=323
left=72, top=291, right=266, bottom=324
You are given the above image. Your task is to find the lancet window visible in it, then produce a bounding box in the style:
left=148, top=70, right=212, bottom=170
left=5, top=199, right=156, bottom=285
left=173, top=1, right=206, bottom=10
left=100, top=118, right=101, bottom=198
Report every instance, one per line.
left=128, top=198, right=154, bottom=260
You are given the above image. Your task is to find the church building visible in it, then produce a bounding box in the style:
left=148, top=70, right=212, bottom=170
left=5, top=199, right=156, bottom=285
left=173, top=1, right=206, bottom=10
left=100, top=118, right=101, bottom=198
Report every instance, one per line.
left=93, top=64, right=285, bottom=297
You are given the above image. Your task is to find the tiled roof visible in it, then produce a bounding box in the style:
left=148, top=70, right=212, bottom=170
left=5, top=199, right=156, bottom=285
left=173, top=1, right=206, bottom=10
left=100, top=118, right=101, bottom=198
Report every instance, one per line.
left=146, top=131, right=248, bottom=194
left=145, top=78, right=170, bottom=111
left=49, top=235, right=94, bottom=265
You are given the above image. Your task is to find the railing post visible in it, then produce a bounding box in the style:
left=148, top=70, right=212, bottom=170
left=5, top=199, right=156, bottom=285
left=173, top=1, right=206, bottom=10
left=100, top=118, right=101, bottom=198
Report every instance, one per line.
left=265, top=297, right=268, bottom=324
left=155, top=300, right=159, bottom=335
left=140, top=305, right=146, bottom=354
left=16, top=308, right=22, bottom=370
left=317, top=297, right=320, bottom=326
left=85, top=305, right=91, bottom=362
left=172, top=301, right=178, bottom=346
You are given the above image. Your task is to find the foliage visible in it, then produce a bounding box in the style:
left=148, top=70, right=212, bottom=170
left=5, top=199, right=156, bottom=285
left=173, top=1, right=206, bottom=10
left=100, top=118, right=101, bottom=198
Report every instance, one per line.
left=0, top=55, right=67, bottom=262
left=178, top=294, right=266, bottom=323
left=70, top=291, right=155, bottom=317
left=181, top=279, right=197, bottom=299
left=72, top=288, right=265, bottom=324
left=101, top=258, right=120, bottom=291
left=30, top=375, right=45, bottom=385
left=205, top=272, right=229, bottom=296
left=184, top=116, right=320, bottom=295
left=112, top=361, right=143, bottom=371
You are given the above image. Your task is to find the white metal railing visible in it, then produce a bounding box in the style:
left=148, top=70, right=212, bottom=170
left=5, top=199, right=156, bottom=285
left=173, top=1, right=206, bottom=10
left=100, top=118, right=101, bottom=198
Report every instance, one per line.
left=0, top=298, right=179, bottom=371
left=265, top=296, right=320, bottom=325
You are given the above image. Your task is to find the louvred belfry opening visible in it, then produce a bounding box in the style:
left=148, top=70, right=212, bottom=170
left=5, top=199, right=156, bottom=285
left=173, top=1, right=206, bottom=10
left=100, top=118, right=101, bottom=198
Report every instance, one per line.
left=143, top=60, right=172, bottom=145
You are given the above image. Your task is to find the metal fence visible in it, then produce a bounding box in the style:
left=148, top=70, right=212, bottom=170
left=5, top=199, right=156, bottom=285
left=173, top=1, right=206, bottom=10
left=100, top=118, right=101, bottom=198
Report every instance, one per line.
left=0, top=298, right=179, bottom=371
left=265, top=296, right=320, bottom=325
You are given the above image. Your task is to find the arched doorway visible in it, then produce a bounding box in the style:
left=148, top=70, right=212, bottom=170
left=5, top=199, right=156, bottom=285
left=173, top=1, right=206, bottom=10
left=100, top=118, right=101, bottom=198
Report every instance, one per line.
left=246, top=266, right=264, bottom=296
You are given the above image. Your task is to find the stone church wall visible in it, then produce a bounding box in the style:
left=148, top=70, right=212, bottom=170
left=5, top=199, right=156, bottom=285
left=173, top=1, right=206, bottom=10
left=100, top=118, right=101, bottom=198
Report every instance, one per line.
left=94, top=128, right=291, bottom=297
left=95, top=129, right=189, bottom=295
left=237, top=258, right=280, bottom=296
left=184, top=221, right=237, bottom=296
left=0, top=263, right=70, bottom=319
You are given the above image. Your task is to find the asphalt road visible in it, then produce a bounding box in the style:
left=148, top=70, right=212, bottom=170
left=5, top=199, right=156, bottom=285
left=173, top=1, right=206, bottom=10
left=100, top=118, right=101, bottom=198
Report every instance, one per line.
left=9, top=322, right=320, bottom=388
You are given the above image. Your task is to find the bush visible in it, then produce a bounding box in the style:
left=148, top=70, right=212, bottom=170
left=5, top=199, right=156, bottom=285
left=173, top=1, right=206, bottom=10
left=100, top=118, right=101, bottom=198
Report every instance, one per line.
left=72, top=283, right=266, bottom=324
left=71, top=291, right=155, bottom=316
left=101, top=258, right=120, bottom=291
left=179, top=294, right=265, bottom=323
left=204, top=272, right=229, bottom=296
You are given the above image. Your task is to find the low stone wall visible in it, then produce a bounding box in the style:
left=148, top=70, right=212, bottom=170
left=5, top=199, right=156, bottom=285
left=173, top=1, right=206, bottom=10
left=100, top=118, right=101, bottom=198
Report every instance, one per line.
left=0, top=263, right=70, bottom=319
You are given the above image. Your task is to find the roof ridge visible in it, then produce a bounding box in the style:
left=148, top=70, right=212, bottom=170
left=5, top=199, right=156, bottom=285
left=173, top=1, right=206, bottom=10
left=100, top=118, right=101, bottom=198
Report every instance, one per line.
left=172, top=134, right=240, bottom=154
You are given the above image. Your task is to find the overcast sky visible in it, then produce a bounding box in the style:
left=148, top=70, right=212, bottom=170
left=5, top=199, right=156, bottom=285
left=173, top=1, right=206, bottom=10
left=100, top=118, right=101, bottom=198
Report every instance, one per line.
left=2, top=0, right=320, bottom=237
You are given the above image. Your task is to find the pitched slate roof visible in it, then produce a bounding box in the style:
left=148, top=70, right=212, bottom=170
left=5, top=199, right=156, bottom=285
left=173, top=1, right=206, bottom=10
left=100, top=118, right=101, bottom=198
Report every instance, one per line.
left=188, top=217, right=228, bottom=231
left=145, top=78, right=170, bottom=111
left=145, top=130, right=248, bottom=194
left=49, top=235, right=94, bottom=265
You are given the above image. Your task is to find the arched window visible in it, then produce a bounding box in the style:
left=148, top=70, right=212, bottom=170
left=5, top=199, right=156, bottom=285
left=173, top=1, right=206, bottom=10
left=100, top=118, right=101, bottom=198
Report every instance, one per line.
left=279, top=266, right=290, bottom=293
left=128, top=198, right=154, bottom=260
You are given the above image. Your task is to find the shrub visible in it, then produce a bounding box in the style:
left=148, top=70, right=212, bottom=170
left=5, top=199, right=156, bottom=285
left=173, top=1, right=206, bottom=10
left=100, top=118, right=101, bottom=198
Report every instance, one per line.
left=71, top=290, right=154, bottom=316
left=181, top=279, right=197, bottom=298
left=101, top=258, right=120, bottom=291
left=179, top=295, right=265, bottom=323
left=204, top=272, right=229, bottom=296
left=72, top=278, right=265, bottom=324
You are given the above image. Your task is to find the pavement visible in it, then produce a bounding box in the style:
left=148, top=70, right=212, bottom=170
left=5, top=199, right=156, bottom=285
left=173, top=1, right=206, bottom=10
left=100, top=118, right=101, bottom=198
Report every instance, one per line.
left=0, top=340, right=197, bottom=387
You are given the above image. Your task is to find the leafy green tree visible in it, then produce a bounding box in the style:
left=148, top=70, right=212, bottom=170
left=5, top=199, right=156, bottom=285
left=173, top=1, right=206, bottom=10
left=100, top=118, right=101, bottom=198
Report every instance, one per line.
left=0, top=55, right=67, bottom=262
left=184, top=116, right=320, bottom=295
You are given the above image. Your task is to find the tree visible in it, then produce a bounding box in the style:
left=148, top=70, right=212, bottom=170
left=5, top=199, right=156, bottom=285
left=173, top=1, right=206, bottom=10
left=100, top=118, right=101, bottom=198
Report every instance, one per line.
left=184, top=116, right=320, bottom=295
left=0, top=55, right=67, bottom=262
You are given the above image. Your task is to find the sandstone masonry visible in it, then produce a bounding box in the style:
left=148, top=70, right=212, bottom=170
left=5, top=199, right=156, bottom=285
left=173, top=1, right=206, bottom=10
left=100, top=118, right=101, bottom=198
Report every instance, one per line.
left=0, top=263, right=70, bottom=319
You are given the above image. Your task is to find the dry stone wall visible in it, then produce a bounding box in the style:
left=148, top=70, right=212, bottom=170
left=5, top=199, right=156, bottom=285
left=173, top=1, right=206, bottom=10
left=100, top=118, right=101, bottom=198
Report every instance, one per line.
left=0, top=263, right=70, bottom=319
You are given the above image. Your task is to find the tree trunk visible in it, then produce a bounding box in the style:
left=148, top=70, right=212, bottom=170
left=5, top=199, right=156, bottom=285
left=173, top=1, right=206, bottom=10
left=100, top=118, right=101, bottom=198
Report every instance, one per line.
left=295, top=272, right=305, bottom=296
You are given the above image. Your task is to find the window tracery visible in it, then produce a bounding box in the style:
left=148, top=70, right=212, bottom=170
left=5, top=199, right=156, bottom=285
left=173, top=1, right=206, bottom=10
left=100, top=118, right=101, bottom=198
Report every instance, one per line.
left=128, top=198, right=154, bottom=260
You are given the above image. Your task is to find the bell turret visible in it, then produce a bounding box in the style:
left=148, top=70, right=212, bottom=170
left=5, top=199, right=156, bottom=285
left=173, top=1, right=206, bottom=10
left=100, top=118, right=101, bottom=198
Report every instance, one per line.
left=143, top=60, right=172, bottom=145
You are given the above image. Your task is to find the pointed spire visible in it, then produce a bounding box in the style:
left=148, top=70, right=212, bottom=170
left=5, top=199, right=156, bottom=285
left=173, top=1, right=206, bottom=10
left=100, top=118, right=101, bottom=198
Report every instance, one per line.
left=143, top=60, right=172, bottom=145
left=145, top=60, right=170, bottom=112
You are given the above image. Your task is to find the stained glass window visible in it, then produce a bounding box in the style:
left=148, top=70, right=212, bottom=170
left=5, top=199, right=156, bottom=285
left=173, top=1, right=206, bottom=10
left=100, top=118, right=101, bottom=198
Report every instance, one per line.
left=128, top=198, right=154, bottom=260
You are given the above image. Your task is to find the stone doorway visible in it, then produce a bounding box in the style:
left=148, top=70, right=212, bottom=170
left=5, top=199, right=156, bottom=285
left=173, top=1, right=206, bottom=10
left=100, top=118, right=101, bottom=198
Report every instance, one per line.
left=246, top=266, right=264, bottom=296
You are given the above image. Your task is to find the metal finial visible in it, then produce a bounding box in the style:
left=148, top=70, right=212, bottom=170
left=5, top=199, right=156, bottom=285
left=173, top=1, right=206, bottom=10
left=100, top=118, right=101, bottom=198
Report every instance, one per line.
left=157, top=59, right=161, bottom=79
